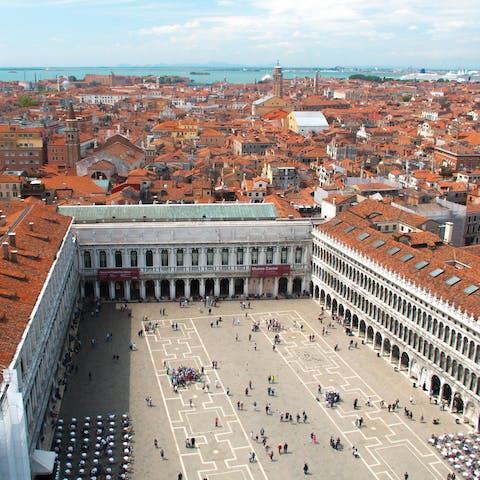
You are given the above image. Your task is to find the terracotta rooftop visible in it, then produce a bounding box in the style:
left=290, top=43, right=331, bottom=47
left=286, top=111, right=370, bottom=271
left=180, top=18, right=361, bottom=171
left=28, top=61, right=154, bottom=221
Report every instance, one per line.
left=317, top=207, right=480, bottom=319
left=0, top=202, right=72, bottom=382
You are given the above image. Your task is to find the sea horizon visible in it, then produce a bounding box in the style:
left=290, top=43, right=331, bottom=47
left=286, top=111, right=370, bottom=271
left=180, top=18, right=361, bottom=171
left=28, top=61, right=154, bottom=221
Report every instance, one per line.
left=0, top=64, right=465, bottom=84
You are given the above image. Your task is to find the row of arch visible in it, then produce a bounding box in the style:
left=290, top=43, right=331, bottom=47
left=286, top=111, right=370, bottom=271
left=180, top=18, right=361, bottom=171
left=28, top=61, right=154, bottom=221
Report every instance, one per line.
left=312, top=283, right=480, bottom=421
left=312, top=250, right=479, bottom=362
left=84, top=276, right=304, bottom=300
left=312, top=265, right=480, bottom=364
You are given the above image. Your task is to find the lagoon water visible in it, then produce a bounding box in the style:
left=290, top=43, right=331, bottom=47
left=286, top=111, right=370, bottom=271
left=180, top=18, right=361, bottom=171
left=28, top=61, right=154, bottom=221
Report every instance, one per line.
left=0, top=66, right=405, bottom=84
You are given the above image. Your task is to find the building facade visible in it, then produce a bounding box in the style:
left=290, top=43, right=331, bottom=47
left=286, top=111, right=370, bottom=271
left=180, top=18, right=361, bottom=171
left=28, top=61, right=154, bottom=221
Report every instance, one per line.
left=311, top=211, right=480, bottom=430
left=58, top=204, right=312, bottom=303
left=0, top=205, right=79, bottom=480
left=0, top=124, right=45, bottom=175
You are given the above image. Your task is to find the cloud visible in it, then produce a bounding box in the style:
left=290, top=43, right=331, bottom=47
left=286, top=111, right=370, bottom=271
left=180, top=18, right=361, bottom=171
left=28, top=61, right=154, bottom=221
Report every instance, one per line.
left=138, top=20, right=201, bottom=35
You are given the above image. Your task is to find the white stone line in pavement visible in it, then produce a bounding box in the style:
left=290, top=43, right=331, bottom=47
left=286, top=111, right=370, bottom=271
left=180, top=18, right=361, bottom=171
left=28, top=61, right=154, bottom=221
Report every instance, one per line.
left=188, top=316, right=270, bottom=480
left=144, top=324, right=188, bottom=478
left=254, top=312, right=406, bottom=480
left=261, top=309, right=449, bottom=480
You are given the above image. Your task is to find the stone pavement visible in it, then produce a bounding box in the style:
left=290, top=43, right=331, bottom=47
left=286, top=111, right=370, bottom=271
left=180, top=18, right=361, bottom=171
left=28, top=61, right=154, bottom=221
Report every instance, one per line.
left=58, top=299, right=469, bottom=479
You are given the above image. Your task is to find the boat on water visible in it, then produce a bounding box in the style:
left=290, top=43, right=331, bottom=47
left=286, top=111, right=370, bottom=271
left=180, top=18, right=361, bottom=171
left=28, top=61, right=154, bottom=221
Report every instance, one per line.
left=190, top=71, right=210, bottom=75
left=8, top=70, right=17, bottom=73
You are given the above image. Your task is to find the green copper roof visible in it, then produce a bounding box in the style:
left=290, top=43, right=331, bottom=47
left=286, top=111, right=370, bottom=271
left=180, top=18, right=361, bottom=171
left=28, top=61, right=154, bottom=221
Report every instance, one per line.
left=58, top=203, right=278, bottom=223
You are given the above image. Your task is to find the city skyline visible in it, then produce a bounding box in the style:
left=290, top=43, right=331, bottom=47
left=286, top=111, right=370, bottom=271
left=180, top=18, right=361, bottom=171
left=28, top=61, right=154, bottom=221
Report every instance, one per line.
left=0, top=0, right=478, bottom=69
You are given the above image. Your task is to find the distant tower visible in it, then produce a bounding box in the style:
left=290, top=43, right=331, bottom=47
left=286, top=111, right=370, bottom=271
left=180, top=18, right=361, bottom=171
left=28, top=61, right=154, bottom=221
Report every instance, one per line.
left=273, top=60, right=283, bottom=98
left=65, top=103, right=80, bottom=170
left=314, top=71, right=319, bottom=95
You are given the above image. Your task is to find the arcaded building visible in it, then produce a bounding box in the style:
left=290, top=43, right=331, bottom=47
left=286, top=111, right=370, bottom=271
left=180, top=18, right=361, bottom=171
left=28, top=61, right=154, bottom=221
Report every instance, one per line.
left=59, top=204, right=313, bottom=302
left=311, top=205, right=480, bottom=429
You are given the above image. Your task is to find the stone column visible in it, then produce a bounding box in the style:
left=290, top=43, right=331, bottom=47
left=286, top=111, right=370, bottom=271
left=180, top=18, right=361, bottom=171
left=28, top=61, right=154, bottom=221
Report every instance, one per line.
left=259, top=277, right=264, bottom=296
left=124, top=280, right=131, bottom=301
left=80, top=281, right=85, bottom=298
left=140, top=280, right=146, bottom=300
left=169, top=279, right=175, bottom=300
left=229, top=278, right=235, bottom=297
left=273, top=277, right=279, bottom=297
left=185, top=279, right=191, bottom=299
left=155, top=279, right=160, bottom=299
left=287, top=277, right=293, bottom=295
left=214, top=278, right=220, bottom=297
left=95, top=280, right=100, bottom=299
left=244, top=277, right=249, bottom=296
left=109, top=281, right=116, bottom=300
left=200, top=278, right=205, bottom=297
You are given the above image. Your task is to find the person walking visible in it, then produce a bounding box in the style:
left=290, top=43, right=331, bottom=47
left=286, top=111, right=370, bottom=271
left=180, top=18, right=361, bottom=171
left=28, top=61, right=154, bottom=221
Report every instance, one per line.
left=283, top=442, right=288, bottom=454
left=160, top=448, right=165, bottom=460
left=303, top=463, right=309, bottom=475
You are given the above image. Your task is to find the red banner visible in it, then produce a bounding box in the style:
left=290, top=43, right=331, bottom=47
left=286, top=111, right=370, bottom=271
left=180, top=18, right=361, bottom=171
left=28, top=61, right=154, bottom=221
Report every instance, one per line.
left=250, top=265, right=290, bottom=277
left=97, top=268, right=140, bottom=281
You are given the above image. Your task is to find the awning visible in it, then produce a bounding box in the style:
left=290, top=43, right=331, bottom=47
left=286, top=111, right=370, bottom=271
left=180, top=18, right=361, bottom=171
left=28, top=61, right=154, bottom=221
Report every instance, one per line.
left=31, top=449, right=57, bottom=475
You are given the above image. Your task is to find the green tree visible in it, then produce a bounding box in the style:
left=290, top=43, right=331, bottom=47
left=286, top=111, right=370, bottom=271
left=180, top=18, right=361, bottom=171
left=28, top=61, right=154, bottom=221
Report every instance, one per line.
left=16, top=95, right=37, bottom=107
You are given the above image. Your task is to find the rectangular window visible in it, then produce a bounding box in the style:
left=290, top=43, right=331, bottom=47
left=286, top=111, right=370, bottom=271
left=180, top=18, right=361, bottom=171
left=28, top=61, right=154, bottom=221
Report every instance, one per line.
left=295, top=247, right=302, bottom=263
left=251, top=248, right=258, bottom=265
left=281, top=247, right=288, bottom=264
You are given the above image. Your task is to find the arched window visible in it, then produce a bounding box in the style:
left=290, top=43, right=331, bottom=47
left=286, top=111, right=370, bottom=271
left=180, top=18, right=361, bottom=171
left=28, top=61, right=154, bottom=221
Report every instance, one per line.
left=143, top=250, right=152, bottom=267
left=130, top=250, right=138, bottom=267
left=84, top=251, right=92, bottom=268
left=176, top=249, right=184, bottom=267
left=161, top=249, right=168, bottom=267
left=206, top=248, right=214, bottom=266
left=191, top=248, right=199, bottom=266
left=237, top=248, right=244, bottom=265
left=221, top=248, right=229, bottom=265
left=99, top=250, right=107, bottom=268
left=266, top=247, right=274, bottom=264
left=115, top=250, right=123, bottom=268
left=251, top=248, right=258, bottom=265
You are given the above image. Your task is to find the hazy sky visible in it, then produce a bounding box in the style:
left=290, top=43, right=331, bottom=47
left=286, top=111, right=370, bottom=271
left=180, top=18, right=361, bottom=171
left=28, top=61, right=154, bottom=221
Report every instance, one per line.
left=0, top=0, right=478, bottom=68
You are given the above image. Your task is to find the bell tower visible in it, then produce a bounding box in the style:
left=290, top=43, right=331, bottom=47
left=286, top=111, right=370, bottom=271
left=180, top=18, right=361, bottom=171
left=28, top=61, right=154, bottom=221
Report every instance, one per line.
left=65, top=103, right=80, bottom=170
left=273, top=60, right=283, bottom=98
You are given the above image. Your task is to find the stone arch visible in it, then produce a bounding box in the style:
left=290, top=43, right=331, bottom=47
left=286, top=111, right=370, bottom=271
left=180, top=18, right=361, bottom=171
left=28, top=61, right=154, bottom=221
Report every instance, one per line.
left=442, top=383, right=452, bottom=404
left=374, top=331, right=382, bottom=350
left=453, top=392, right=464, bottom=414
left=383, top=338, right=391, bottom=356
left=114, top=280, right=124, bottom=300
left=366, top=325, right=374, bottom=344
left=314, top=285, right=319, bottom=300
left=279, top=277, right=288, bottom=295
left=400, top=351, right=410, bottom=371
left=431, top=375, right=441, bottom=396
left=220, top=278, right=229, bottom=296
left=359, top=320, right=366, bottom=336
left=205, top=278, right=215, bottom=297
left=292, top=277, right=302, bottom=295
left=160, top=279, right=170, bottom=298
left=175, top=279, right=185, bottom=298
left=145, top=280, right=155, bottom=299
left=391, top=344, right=400, bottom=364
left=190, top=279, right=200, bottom=298
left=84, top=281, right=95, bottom=298
left=234, top=278, right=244, bottom=295
left=352, top=314, right=359, bottom=330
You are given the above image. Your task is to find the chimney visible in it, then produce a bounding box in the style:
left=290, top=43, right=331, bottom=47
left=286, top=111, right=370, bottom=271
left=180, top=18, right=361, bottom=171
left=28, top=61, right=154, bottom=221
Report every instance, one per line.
left=10, top=250, right=17, bottom=262
left=2, top=242, right=9, bottom=260
left=0, top=215, right=6, bottom=227
left=8, top=232, right=16, bottom=247
left=443, top=222, right=454, bottom=244
left=29, top=222, right=34, bottom=231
